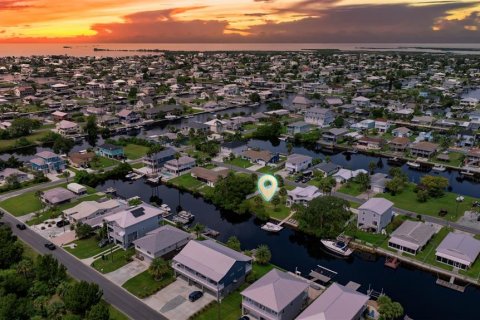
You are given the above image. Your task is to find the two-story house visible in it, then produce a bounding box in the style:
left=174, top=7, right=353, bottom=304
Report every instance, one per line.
left=96, top=144, right=125, bottom=159
left=142, top=148, right=176, bottom=173
left=163, top=156, right=196, bottom=176
left=104, top=203, right=163, bottom=248
left=304, top=107, right=335, bottom=127
left=56, top=120, right=80, bottom=136
left=357, top=198, right=394, bottom=233
left=172, top=240, right=252, bottom=300
left=287, top=186, right=322, bottom=207
left=285, top=154, right=313, bottom=173
left=117, top=109, right=140, bottom=124
left=241, top=269, right=309, bottom=320
left=30, top=151, right=66, bottom=173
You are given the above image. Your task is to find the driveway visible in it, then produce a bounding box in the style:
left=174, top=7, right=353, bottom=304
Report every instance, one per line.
left=105, top=260, right=148, bottom=286
left=143, top=278, right=215, bottom=320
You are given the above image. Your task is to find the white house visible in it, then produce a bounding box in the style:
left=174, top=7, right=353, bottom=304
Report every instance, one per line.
left=435, top=233, right=480, bottom=270
left=285, top=154, right=312, bottom=173
left=304, top=108, right=335, bottom=127
left=357, top=198, right=394, bottom=233
left=287, top=186, right=322, bottom=207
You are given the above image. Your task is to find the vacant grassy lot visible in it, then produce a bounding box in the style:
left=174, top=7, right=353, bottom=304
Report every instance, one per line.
left=123, top=269, right=175, bottom=298
left=256, top=165, right=281, bottom=175
left=376, top=184, right=477, bottom=221
left=169, top=173, right=204, bottom=190
left=64, top=236, right=115, bottom=259
left=124, top=144, right=150, bottom=160
left=0, top=191, right=43, bottom=216
left=338, top=182, right=365, bottom=197
left=0, top=130, right=51, bottom=151
left=247, top=195, right=291, bottom=220
left=225, top=157, right=252, bottom=168
left=90, top=156, right=118, bottom=169
left=91, top=248, right=135, bottom=273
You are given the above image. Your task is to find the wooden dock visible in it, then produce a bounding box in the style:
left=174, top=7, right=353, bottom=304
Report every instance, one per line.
left=436, top=277, right=466, bottom=293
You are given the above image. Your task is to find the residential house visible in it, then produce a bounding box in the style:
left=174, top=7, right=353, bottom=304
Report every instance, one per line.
left=351, top=119, right=375, bottom=131
left=117, top=109, right=140, bottom=124
left=241, top=269, right=309, bottom=320
left=221, top=141, right=248, bottom=157
left=285, top=154, right=313, bottom=173
left=143, top=148, right=176, bottom=173
left=319, top=128, right=348, bottom=146
left=436, top=233, right=480, bottom=270
left=133, top=225, right=193, bottom=262
left=104, top=203, right=164, bottom=248
left=356, top=137, right=385, bottom=150
left=30, top=151, right=66, bottom=173
left=291, top=95, right=313, bottom=111
left=56, top=120, right=80, bottom=136
left=41, top=187, right=76, bottom=205
left=392, top=127, right=412, bottom=138
left=286, top=186, right=322, bottom=206
left=374, top=119, right=392, bottom=133
left=287, top=122, right=310, bottom=135
left=190, top=167, right=229, bottom=187
left=172, top=240, right=253, bottom=300
left=68, top=152, right=95, bottom=168
left=466, top=148, right=480, bottom=167
left=314, top=162, right=340, bottom=177
left=411, top=116, right=435, bottom=125
left=388, top=221, right=436, bottom=255
left=0, top=168, right=30, bottom=184
left=96, top=144, right=125, bottom=159
left=205, top=119, right=227, bottom=134
left=304, top=108, right=335, bottom=127
left=389, top=137, right=410, bottom=152
left=333, top=169, right=368, bottom=184
left=63, top=199, right=125, bottom=224
left=357, top=198, right=394, bottom=233
left=296, top=283, right=369, bottom=320
left=163, top=156, right=196, bottom=175
left=370, top=173, right=391, bottom=193
left=67, top=183, right=87, bottom=195
left=352, top=96, right=371, bottom=108
left=52, top=111, right=69, bottom=121
left=242, top=150, right=279, bottom=166
left=409, top=141, right=439, bottom=158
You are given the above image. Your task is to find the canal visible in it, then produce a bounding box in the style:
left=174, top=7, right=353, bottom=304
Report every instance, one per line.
left=97, top=178, right=480, bottom=320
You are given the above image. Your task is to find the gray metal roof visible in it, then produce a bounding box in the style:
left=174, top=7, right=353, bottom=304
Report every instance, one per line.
left=389, top=221, right=436, bottom=251
left=296, top=283, right=369, bottom=320
left=133, top=225, right=192, bottom=255
left=359, top=198, right=393, bottom=215
left=173, top=240, right=251, bottom=282
left=436, top=232, right=480, bottom=265
left=241, top=269, right=309, bottom=312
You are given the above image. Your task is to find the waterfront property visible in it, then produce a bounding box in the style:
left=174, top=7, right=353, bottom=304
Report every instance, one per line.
left=435, top=233, right=480, bottom=270
left=96, top=143, right=125, bottom=159
left=370, top=173, right=391, bottom=194
left=30, top=151, right=66, bottom=173
left=0, top=168, right=30, bottom=184
left=190, top=167, right=229, bottom=187
left=357, top=198, right=394, bottom=233
left=56, top=120, right=80, bottom=136
left=142, top=148, right=176, bottom=173
left=41, top=187, right=76, bottom=205
left=409, top=141, right=439, bottom=158
left=68, top=151, right=95, bottom=168
left=67, top=182, right=87, bottom=195
left=163, top=156, right=196, bottom=176
left=304, top=107, right=335, bottom=127
left=172, top=239, right=252, bottom=300
left=242, top=150, right=280, bottom=166
left=313, top=162, right=340, bottom=177
left=286, top=186, right=322, bottom=207
left=388, top=221, right=436, bottom=255
left=221, top=141, right=248, bottom=157
left=63, top=198, right=125, bottom=225
left=241, top=269, right=309, bottom=320
left=133, top=225, right=193, bottom=263
left=286, top=121, right=310, bottom=135
left=296, top=283, right=369, bottom=320
left=104, top=203, right=163, bottom=248
left=285, top=154, right=312, bottom=173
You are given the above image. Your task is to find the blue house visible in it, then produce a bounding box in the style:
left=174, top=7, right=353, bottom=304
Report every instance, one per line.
left=143, top=147, right=176, bottom=172
left=30, top=151, right=66, bottom=173
left=287, top=121, right=310, bottom=135
left=96, top=143, right=125, bottom=159
left=172, top=240, right=252, bottom=300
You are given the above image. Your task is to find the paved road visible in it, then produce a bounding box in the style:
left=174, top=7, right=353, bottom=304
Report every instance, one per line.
left=215, top=161, right=480, bottom=235
left=0, top=212, right=166, bottom=320
left=0, top=178, right=67, bottom=201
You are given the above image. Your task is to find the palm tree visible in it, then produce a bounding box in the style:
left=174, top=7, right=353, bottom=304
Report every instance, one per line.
left=62, top=170, right=71, bottom=182
left=16, top=258, right=34, bottom=279
left=254, top=245, right=272, bottom=265
left=319, top=177, right=336, bottom=195
left=192, top=223, right=205, bottom=239
left=148, top=258, right=170, bottom=281
left=368, top=161, right=377, bottom=174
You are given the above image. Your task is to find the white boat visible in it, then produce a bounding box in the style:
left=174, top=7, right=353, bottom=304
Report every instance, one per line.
left=261, top=222, right=284, bottom=233
left=406, top=161, right=420, bottom=168
left=432, top=164, right=446, bottom=172
left=160, top=204, right=171, bottom=212
left=321, top=239, right=353, bottom=257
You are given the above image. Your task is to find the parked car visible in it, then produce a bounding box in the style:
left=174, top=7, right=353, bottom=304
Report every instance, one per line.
left=56, top=220, right=70, bottom=228
left=44, top=243, right=56, bottom=250
left=16, top=223, right=26, bottom=230
left=188, top=291, right=203, bottom=302
left=239, top=316, right=250, bottom=320
left=98, top=238, right=110, bottom=248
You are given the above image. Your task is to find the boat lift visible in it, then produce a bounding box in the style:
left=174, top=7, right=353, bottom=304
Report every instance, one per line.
left=309, top=265, right=338, bottom=284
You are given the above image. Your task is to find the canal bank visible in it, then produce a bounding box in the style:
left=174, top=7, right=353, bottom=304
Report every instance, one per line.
left=97, top=178, right=480, bottom=320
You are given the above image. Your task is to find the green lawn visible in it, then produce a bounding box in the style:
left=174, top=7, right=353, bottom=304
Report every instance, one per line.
left=376, top=184, right=477, bottom=221
left=64, top=236, right=115, bottom=259
left=26, top=194, right=103, bottom=226
left=91, top=248, right=135, bottom=273
left=247, top=195, right=291, bottom=220
left=107, top=304, right=129, bottom=320
left=0, top=191, right=43, bottom=216
left=432, top=152, right=465, bottom=167
left=123, top=269, right=175, bottom=298
left=130, top=162, right=145, bottom=169
left=256, top=165, right=281, bottom=175
left=345, top=228, right=388, bottom=246
left=0, top=130, right=51, bottom=151
left=124, top=144, right=150, bottom=160
left=169, top=173, right=205, bottom=190
left=90, top=156, right=118, bottom=169
left=225, top=157, right=253, bottom=168
left=19, top=239, right=39, bottom=260
left=192, top=263, right=274, bottom=320
left=338, top=182, right=365, bottom=197
left=412, top=227, right=452, bottom=272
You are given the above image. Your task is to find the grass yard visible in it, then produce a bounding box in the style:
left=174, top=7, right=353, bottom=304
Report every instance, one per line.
left=169, top=173, right=204, bottom=190
left=122, top=269, right=175, bottom=298
left=107, top=304, right=129, bottom=320
left=376, top=184, right=477, bottom=221
left=20, top=239, right=39, bottom=260
left=91, top=248, right=135, bottom=273
left=413, top=227, right=452, bottom=272
left=338, top=182, right=365, bottom=197
left=124, top=144, right=150, bottom=160
left=256, top=165, right=281, bottom=175
left=225, top=157, right=253, bottom=168
left=27, top=194, right=103, bottom=226
left=64, top=236, right=115, bottom=259
left=345, top=228, right=388, bottom=246
left=0, top=191, right=43, bottom=216
left=130, top=162, right=145, bottom=169
left=432, top=152, right=465, bottom=168
left=90, top=156, right=118, bottom=169
left=247, top=195, right=291, bottom=220
left=0, top=130, right=51, bottom=151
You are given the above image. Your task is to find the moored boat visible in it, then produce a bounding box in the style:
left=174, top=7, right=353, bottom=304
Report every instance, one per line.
left=261, top=222, right=284, bottom=233
left=432, top=164, right=446, bottom=172
left=406, top=161, right=420, bottom=169
left=321, top=239, right=353, bottom=257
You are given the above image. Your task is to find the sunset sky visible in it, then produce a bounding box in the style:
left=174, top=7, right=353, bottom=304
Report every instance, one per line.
left=0, top=0, right=479, bottom=42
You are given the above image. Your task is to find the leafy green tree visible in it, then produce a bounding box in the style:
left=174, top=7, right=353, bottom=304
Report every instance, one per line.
left=0, top=226, right=23, bottom=269
left=279, top=187, right=287, bottom=197
left=333, top=116, right=344, bottom=128
left=318, top=177, right=336, bottom=195
left=420, top=175, right=449, bottom=198
left=378, top=295, right=404, bottom=320
left=254, top=245, right=272, bottom=265
left=63, top=281, right=102, bottom=315
left=368, top=161, right=377, bottom=174
left=52, top=136, right=74, bottom=154
left=86, top=303, right=109, bottom=320
left=35, top=255, right=67, bottom=286
left=75, top=222, right=94, bottom=239
left=192, top=223, right=205, bottom=239
left=385, top=176, right=406, bottom=196
left=0, top=294, right=33, bottom=320
left=148, top=258, right=170, bottom=281
left=249, top=92, right=261, bottom=103
left=226, top=236, right=241, bottom=251
left=355, top=172, right=371, bottom=192
left=84, top=115, right=99, bottom=146
left=297, top=196, right=350, bottom=238
left=16, top=258, right=34, bottom=279
left=271, top=195, right=281, bottom=209
left=212, top=172, right=256, bottom=212
left=416, top=189, right=429, bottom=202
